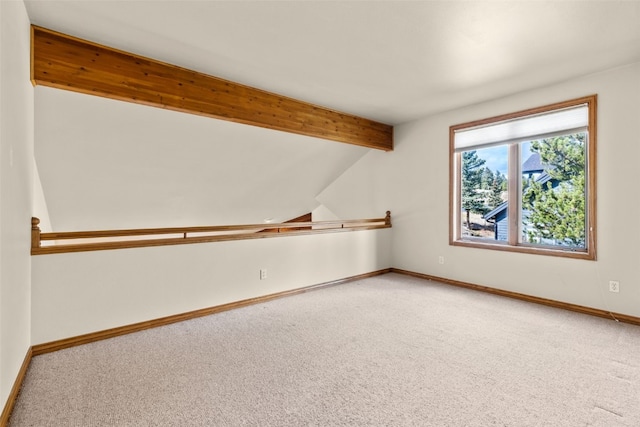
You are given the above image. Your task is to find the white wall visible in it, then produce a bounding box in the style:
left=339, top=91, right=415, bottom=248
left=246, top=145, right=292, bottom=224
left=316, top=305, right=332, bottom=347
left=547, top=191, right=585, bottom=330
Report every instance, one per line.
left=322, top=62, right=640, bottom=317
left=34, top=86, right=370, bottom=232
left=31, top=229, right=391, bottom=344
left=32, top=160, right=52, bottom=232
left=0, top=0, right=34, bottom=407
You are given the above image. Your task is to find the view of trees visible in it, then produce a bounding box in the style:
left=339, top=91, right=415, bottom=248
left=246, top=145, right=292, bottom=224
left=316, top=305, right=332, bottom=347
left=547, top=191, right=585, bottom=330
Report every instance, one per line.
left=523, top=133, right=586, bottom=247
left=460, top=150, right=505, bottom=231
left=461, top=132, right=586, bottom=246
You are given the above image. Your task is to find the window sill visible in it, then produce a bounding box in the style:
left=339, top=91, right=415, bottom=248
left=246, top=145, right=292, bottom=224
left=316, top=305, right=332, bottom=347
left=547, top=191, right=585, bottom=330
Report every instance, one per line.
left=451, top=239, right=595, bottom=260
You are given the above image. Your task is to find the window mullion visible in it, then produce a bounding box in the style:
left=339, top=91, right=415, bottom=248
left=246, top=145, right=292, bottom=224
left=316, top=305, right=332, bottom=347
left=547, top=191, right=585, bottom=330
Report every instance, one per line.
left=452, top=151, right=462, bottom=241
left=507, top=143, right=520, bottom=246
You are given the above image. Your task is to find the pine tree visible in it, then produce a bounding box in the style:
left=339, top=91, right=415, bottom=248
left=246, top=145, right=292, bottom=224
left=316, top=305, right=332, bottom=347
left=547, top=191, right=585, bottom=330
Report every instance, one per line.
left=461, top=151, right=487, bottom=232
left=487, top=170, right=505, bottom=209
left=522, top=133, right=586, bottom=246
left=480, top=167, right=495, bottom=190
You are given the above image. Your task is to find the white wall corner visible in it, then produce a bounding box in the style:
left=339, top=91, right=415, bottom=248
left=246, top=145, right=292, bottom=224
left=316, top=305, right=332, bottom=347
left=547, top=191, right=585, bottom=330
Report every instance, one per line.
left=32, top=158, right=52, bottom=232
left=0, top=0, right=34, bottom=408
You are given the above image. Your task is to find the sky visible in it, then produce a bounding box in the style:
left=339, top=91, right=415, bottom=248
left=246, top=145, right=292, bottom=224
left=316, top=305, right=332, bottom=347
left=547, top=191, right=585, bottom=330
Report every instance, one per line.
left=475, top=142, right=533, bottom=176
left=477, top=145, right=508, bottom=175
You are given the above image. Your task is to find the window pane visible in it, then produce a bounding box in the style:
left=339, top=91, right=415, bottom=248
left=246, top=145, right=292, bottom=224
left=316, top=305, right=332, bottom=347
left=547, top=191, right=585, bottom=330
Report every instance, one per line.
left=520, top=133, right=587, bottom=249
left=460, top=146, right=508, bottom=241
left=451, top=96, right=596, bottom=259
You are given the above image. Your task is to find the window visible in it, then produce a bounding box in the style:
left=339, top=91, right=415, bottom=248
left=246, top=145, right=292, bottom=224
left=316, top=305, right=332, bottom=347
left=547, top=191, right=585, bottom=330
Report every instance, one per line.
left=450, top=95, right=597, bottom=260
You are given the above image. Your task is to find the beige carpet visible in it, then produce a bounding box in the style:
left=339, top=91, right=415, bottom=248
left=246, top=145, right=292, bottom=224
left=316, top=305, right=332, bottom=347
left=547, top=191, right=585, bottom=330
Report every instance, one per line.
left=10, top=273, right=640, bottom=426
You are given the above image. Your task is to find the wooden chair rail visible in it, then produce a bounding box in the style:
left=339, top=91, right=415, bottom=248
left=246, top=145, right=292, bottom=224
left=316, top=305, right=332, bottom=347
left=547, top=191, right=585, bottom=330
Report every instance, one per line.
left=31, top=212, right=391, bottom=255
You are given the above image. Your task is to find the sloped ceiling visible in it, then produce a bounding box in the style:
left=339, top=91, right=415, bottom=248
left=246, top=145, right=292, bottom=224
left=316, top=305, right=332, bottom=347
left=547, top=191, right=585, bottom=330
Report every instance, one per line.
left=35, top=87, right=368, bottom=230
left=26, top=1, right=640, bottom=231
left=25, top=1, right=640, bottom=124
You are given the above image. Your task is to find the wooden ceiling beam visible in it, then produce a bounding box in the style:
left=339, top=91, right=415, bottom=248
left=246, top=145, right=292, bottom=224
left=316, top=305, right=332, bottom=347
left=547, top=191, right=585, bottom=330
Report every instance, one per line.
left=31, top=26, right=393, bottom=151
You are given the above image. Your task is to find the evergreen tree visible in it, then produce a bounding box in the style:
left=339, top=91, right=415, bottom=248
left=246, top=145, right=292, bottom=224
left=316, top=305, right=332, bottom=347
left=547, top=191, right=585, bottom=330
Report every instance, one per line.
left=487, top=170, right=505, bottom=209
left=480, top=167, right=495, bottom=190
left=522, top=133, right=586, bottom=246
left=461, top=151, right=487, bottom=232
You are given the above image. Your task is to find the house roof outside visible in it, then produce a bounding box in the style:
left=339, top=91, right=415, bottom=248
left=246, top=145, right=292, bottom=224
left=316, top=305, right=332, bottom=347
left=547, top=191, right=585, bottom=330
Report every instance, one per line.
left=483, top=201, right=509, bottom=221
left=483, top=153, right=555, bottom=221
left=522, top=152, right=545, bottom=175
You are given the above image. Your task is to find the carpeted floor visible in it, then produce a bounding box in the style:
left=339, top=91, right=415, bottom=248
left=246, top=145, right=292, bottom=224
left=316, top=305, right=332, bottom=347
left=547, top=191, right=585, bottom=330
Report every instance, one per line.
left=10, top=273, right=640, bottom=426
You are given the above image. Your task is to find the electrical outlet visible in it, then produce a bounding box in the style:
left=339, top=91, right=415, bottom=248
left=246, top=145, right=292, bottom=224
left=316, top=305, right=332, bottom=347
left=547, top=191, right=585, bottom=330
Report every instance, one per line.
left=260, top=269, right=267, bottom=280
left=438, top=256, right=445, bottom=265
left=609, top=281, right=619, bottom=293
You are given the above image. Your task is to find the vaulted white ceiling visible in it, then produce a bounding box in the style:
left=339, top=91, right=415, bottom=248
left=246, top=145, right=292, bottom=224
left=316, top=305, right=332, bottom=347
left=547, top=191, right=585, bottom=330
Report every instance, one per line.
left=34, top=86, right=368, bottom=230
left=25, top=1, right=640, bottom=124
left=25, top=1, right=640, bottom=231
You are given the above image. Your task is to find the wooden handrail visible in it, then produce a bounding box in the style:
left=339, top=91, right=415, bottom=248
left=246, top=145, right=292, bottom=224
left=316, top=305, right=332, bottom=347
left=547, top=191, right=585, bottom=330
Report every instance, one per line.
left=31, top=211, right=391, bottom=255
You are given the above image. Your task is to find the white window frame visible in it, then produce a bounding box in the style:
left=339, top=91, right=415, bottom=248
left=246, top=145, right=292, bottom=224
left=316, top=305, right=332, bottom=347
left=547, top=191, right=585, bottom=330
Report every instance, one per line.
left=449, top=95, right=597, bottom=260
